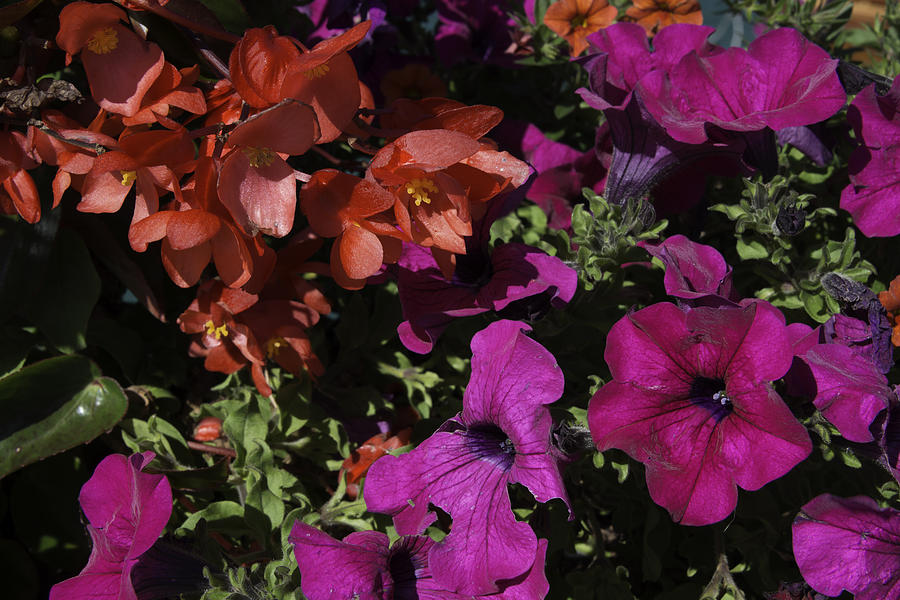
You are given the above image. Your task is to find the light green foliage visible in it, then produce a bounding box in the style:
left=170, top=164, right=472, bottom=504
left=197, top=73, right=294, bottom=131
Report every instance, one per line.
left=571, top=191, right=667, bottom=289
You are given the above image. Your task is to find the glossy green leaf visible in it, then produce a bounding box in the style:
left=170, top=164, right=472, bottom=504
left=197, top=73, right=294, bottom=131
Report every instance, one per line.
left=0, top=356, right=127, bottom=478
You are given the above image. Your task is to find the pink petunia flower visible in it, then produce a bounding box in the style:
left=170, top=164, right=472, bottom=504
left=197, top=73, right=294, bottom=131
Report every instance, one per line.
left=793, top=493, right=900, bottom=599
left=364, top=320, right=570, bottom=595
left=588, top=301, right=811, bottom=525
left=49, top=452, right=172, bottom=600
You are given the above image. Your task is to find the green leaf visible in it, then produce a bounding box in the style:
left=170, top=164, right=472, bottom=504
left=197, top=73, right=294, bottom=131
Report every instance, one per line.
left=0, top=356, right=127, bottom=478
left=22, top=229, right=100, bottom=353
left=179, top=501, right=249, bottom=536
left=735, top=238, right=769, bottom=260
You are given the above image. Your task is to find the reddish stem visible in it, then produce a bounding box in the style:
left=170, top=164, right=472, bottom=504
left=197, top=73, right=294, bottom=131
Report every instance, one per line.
left=187, top=440, right=237, bottom=458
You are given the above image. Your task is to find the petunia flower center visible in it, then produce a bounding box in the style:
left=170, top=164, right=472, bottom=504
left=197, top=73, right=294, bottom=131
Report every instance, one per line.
left=204, top=320, right=229, bottom=340
left=387, top=541, right=428, bottom=600
left=86, top=27, right=118, bottom=54
left=120, top=170, right=137, bottom=186
left=465, top=423, right=516, bottom=470
left=571, top=15, right=587, bottom=28
left=688, top=376, right=733, bottom=422
left=404, top=178, right=438, bottom=206
left=242, top=146, right=276, bottom=168
left=303, top=63, right=331, bottom=79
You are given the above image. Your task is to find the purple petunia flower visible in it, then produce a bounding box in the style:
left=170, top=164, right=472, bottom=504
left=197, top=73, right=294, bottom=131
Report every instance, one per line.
left=588, top=301, right=812, bottom=525
left=637, top=234, right=737, bottom=304
left=49, top=452, right=172, bottom=600
left=840, top=77, right=900, bottom=237
left=793, top=494, right=900, bottom=599
left=289, top=522, right=549, bottom=599
left=364, top=320, right=570, bottom=594
left=637, top=27, right=846, bottom=145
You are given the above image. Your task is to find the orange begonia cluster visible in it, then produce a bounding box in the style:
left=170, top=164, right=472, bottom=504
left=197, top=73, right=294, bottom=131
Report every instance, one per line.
left=3, top=2, right=534, bottom=395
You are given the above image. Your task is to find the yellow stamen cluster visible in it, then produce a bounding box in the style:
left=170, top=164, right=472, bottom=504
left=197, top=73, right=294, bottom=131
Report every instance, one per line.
left=405, top=178, right=438, bottom=207
left=243, top=146, right=276, bottom=168
left=266, top=337, right=288, bottom=359
left=303, top=63, right=331, bottom=79
left=204, top=320, right=229, bottom=340
left=86, top=27, right=118, bottom=54
left=120, top=170, right=137, bottom=186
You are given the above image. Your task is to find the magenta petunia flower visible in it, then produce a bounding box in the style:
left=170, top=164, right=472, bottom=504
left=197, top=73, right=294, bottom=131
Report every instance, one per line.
left=575, top=22, right=748, bottom=206
left=637, top=234, right=736, bottom=304
left=840, top=77, right=900, bottom=237
left=637, top=27, right=846, bottom=145
left=793, top=494, right=900, bottom=599
left=364, top=320, right=570, bottom=594
left=289, top=522, right=549, bottom=599
left=518, top=123, right=608, bottom=230
left=588, top=301, right=812, bottom=525
left=802, top=343, right=891, bottom=442
left=49, top=452, right=173, bottom=600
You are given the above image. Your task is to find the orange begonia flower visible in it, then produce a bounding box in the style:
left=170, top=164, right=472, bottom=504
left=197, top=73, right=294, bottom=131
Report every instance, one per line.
left=281, top=21, right=370, bottom=143
left=368, top=129, right=483, bottom=257
left=178, top=280, right=324, bottom=397
left=544, top=0, right=618, bottom=56
left=379, top=97, right=504, bottom=141
left=217, top=100, right=320, bottom=238
left=56, top=2, right=165, bottom=117
left=28, top=110, right=118, bottom=208
left=229, top=26, right=302, bottom=109
left=0, top=131, right=40, bottom=223
left=121, top=63, right=207, bottom=126
left=130, top=157, right=258, bottom=288
left=626, top=0, right=702, bottom=36
left=79, top=128, right=195, bottom=243
left=300, top=169, right=403, bottom=290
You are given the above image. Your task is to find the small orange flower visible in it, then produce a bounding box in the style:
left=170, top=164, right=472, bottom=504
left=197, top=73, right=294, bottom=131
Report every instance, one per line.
left=544, top=0, right=618, bottom=56
left=626, top=0, right=703, bottom=36
left=879, top=275, right=900, bottom=347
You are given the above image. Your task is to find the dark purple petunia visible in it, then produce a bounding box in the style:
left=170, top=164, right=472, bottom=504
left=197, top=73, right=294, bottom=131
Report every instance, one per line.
left=588, top=301, right=812, bottom=525
left=435, top=0, right=519, bottom=66
left=637, top=27, right=846, bottom=145
left=395, top=238, right=576, bottom=354
left=840, top=77, right=900, bottom=237
left=638, top=234, right=737, bottom=304
left=289, top=523, right=549, bottom=599
left=793, top=494, right=900, bottom=600
left=49, top=452, right=172, bottom=600
left=365, top=320, right=570, bottom=594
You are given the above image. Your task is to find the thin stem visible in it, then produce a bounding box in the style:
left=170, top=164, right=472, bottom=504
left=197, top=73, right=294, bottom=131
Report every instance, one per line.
left=187, top=440, right=237, bottom=458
